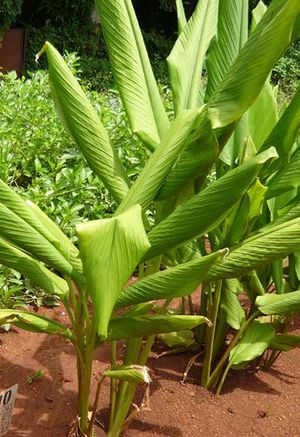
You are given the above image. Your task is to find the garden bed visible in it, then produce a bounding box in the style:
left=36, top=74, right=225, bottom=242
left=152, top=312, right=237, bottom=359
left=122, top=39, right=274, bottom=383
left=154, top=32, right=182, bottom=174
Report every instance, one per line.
left=0, top=307, right=299, bottom=436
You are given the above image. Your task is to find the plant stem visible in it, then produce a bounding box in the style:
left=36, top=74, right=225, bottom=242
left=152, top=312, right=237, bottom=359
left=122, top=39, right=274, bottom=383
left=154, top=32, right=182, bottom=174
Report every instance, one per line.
left=109, top=341, right=117, bottom=428
left=63, top=298, right=77, bottom=328
left=265, top=350, right=282, bottom=369
left=181, top=296, right=187, bottom=314
left=201, top=280, right=222, bottom=387
left=107, top=383, right=137, bottom=437
left=109, top=337, right=142, bottom=434
left=188, top=294, right=194, bottom=314
left=215, top=361, right=231, bottom=395
left=207, top=311, right=259, bottom=389
left=139, top=298, right=171, bottom=365
left=196, top=288, right=207, bottom=344
left=77, top=321, right=96, bottom=435
left=108, top=257, right=162, bottom=435
left=87, top=375, right=106, bottom=437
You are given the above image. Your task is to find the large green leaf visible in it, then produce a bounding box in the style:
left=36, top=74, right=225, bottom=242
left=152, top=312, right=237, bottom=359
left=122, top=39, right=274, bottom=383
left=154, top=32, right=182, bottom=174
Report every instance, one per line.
left=115, top=250, right=226, bottom=309
left=207, top=0, right=300, bottom=129
left=106, top=314, right=210, bottom=341
left=260, top=200, right=300, bottom=231
left=224, top=178, right=267, bottom=246
left=256, top=290, right=300, bottom=315
left=76, top=204, right=150, bottom=339
left=145, top=148, right=277, bottom=259
left=95, top=0, right=169, bottom=149
left=0, top=179, right=81, bottom=272
left=26, top=200, right=82, bottom=272
left=0, top=309, right=73, bottom=339
left=156, top=109, right=219, bottom=200
left=208, top=217, right=300, bottom=280
left=247, top=2, right=278, bottom=150
left=259, top=86, right=300, bottom=158
left=218, top=114, right=250, bottom=168
left=206, top=0, right=249, bottom=167
left=229, top=321, right=275, bottom=367
left=248, top=80, right=278, bottom=149
left=270, top=333, right=300, bottom=351
left=0, top=203, right=79, bottom=279
left=0, top=237, right=68, bottom=298
left=220, top=279, right=245, bottom=330
left=168, top=0, right=218, bottom=113
left=116, top=108, right=202, bottom=213
left=37, top=42, right=129, bottom=204
left=206, top=0, right=248, bottom=99
left=267, top=147, right=300, bottom=199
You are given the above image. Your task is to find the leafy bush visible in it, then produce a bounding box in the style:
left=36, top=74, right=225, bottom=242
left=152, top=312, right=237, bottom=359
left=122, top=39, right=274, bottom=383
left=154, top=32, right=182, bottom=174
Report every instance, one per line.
left=272, top=39, right=300, bottom=97
left=23, top=0, right=95, bottom=27
left=24, top=24, right=108, bottom=84
left=0, top=0, right=23, bottom=37
left=24, top=24, right=172, bottom=89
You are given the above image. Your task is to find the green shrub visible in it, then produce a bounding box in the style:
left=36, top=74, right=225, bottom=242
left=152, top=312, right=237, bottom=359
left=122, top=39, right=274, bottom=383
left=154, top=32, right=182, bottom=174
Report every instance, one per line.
left=0, top=0, right=23, bottom=37
left=272, top=39, right=300, bottom=97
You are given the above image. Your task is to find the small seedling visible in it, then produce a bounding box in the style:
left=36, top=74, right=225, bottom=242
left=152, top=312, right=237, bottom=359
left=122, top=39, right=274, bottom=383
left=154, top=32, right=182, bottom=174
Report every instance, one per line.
left=26, top=369, right=44, bottom=384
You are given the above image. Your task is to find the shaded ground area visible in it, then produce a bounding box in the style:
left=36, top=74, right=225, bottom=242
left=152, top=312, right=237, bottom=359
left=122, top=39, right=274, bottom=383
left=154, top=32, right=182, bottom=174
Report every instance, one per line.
left=0, top=307, right=299, bottom=436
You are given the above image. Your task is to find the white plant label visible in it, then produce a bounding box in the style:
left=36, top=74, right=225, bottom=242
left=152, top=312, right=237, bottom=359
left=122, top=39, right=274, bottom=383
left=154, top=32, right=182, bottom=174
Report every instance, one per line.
left=0, top=384, right=18, bottom=436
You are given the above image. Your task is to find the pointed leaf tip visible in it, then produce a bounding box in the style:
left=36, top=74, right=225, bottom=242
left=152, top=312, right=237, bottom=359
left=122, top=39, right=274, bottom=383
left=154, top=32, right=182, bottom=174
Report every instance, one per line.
left=77, top=204, right=150, bottom=339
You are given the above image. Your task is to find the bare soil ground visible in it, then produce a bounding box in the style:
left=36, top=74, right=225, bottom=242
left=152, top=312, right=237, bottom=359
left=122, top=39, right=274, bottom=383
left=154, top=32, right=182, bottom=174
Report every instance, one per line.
left=0, top=307, right=299, bottom=437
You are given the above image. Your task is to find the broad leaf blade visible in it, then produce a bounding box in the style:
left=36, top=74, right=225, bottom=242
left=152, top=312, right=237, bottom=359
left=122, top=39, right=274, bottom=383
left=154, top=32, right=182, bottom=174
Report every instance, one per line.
left=267, top=148, right=300, bottom=199
left=0, top=203, right=77, bottom=279
left=0, top=309, right=73, bottom=339
left=0, top=179, right=80, bottom=270
left=26, top=200, right=82, bottom=272
left=76, top=204, right=150, bottom=339
left=37, top=42, right=129, bottom=204
left=224, top=178, right=267, bottom=246
left=208, top=217, right=300, bottom=280
left=95, top=0, right=169, bottom=149
left=206, top=0, right=248, bottom=99
left=156, top=109, right=219, bottom=200
left=206, top=0, right=249, bottom=167
left=229, top=321, right=275, bottom=367
left=270, top=333, right=300, bottom=351
left=146, top=148, right=277, bottom=259
left=107, top=314, right=210, bottom=341
left=168, top=0, right=218, bottom=113
left=0, top=237, right=69, bottom=298
left=208, top=0, right=300, bottom=129
left=221, top=279, right=245, bottom=330
left=256, top=290, right=300, bottom=315
left=259, top=86, right=300, bottom=158
left=248, top=80, right=278, bottom=149
left=116, top=108, right=202, bottom=213
left=115, top=250, right=226, bottom=309
left=259, top=200, right=300, bottom=231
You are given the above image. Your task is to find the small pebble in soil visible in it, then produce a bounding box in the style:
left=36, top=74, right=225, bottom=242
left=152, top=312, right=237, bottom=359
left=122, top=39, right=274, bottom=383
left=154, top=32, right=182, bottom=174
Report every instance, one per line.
left=227, top=407, right=235, bottom=414
left=257, top=410, right=268, bottom=418
left=46, top=396, right=54, bottom=402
